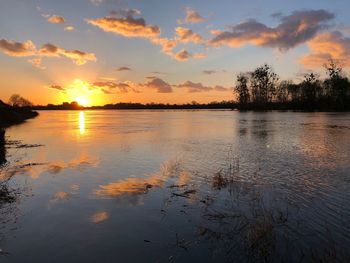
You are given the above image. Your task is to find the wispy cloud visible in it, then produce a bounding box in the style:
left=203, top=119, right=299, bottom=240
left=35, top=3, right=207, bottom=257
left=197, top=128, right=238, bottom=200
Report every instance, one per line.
left=90, top=0, right=103, bottom=5
left=117, top=66, right=132, bottom=71
left=28, top=58, right=45, bottom=69
left=48, top=85, right=66, bottom=91
left=202, top=70, right=217, bottom=75
left=178, top=7, right=205, bottom=24
left=175, top=81, right=230, bottom=93
left=92, top=81, right=140, bottom=93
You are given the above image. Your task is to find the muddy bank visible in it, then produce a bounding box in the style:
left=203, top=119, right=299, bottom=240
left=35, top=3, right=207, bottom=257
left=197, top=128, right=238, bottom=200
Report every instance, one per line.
left=0, top=100, right=38, bottom=128
left=0, top=100, right=39, bottom=166
left=0, top=129, right=5, bottom=166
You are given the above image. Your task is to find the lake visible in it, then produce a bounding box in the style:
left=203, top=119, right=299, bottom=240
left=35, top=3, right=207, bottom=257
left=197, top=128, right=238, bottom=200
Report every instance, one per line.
left=1, top=110, right=350, bottom=262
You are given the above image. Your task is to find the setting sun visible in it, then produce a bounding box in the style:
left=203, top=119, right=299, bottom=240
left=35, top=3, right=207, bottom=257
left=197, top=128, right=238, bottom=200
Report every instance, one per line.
left=76, top=97, right=89, bottom=107
left=60, top=78, right=105, bottom=106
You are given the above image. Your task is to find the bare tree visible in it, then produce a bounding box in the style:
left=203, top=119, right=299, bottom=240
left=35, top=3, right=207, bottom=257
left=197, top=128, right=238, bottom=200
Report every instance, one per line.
left=8, top=94, right=33, bottom=107
left=250, top=64, right=279, bottom=104
left=323, top=59, right=350, bottom=110
left=234, top=73, right=250, bottom=105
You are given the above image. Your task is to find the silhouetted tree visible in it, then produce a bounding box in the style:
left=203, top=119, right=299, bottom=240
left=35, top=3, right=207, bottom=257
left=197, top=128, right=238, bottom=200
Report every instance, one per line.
left=323, top=59, right=350, bottom=110
left=8, top=94, right=33, bottom=107
left=250, top=64, right=279, bottom=105
left=300, top=73, right=322, bottom=108
left=234, top=73, right=250, bottom=106
left=276, top=80, right=292, bottom=103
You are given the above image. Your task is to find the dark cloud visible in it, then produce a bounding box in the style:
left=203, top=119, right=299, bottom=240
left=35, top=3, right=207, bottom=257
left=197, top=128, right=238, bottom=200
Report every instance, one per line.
left=202, top=70, right=217, bottom=75
left=210, top=10, right=335, bottom=50
left=143, top=77, right=172, bottom=93
left=117, top=66, right=132, bottom=71
left=0, top=39, right=36, bottom=57
left=49, top=85, right=65, bottom=91
left=110, top=8, right=141, bottom=17
left=92, top=81, right=142, bottom=93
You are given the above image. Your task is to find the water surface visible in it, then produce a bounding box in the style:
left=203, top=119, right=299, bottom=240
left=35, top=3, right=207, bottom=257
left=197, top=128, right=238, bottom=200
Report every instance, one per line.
left=1, top=110, right=350, bottom=262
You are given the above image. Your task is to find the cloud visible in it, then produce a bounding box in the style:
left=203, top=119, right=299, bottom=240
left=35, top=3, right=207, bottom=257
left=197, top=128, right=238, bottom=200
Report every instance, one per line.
left=86, top=11, right=208, bottom=61
left=110, top=8, right=141, bottom=17
left=90, top=0, right=103, bottom=5
left=202, top=70, right=217, bottom=75
left=27, top=58, right=45, bottom=69
left=90, top=211, right=108, bottom=223
left=38, top=43, right=97, bottom=65
left=0, top=39, right=36, bottom=57
left=61, top=49, right=97, bottom=65
left=178, top=7, right=205, bottom=24
left=117, top=66, right=132, bottom=71
left=86, top=15, right=160, bottom=39
left=300, top=31, right=350, bottom=68
left=173, top=49, right=206, bottom=61
left=48, top=85, right=66, bottom=91
left=175, top=27, right=203, bottom=43
left=47, top=15, right=65, bottom=24
left=143, top=77, right=172, bottom=93
left=92, top=81, right=139, bottom=93
left=0, top=39, right=96, bottom=65
left=214, top=85, right=229, bottom=91
left=49, top=77, right=231, bottom=95
left=209, top=10, right=334, bottom=51
left=64, top=26, right=75, bottom=31
left=151, top=37, right=177, bottom=54
left=175, top=81, right=229, bottom=93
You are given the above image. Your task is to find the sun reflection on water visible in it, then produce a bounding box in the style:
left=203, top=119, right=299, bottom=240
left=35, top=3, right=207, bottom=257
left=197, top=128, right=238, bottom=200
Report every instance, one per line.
left=79, top=111, right=85, bottom=135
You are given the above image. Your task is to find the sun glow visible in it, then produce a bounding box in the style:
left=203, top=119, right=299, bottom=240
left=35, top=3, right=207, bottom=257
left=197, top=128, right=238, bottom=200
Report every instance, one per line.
left=76, top=97, right=89, bottom=107
left=65, top=79, right=95, bottom=106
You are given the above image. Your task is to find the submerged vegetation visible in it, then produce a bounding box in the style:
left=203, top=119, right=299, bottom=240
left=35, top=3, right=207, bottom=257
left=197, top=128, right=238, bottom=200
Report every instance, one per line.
left=235, top=60, right=350, bottom=111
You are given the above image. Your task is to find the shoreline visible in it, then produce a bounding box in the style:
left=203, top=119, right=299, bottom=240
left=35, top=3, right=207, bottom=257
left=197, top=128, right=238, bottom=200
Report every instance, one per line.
left=0, top=102, right=39, bottom=166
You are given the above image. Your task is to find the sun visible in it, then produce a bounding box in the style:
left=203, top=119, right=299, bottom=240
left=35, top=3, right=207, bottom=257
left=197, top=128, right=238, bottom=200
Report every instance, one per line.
left=76, top=97, right=89, bottom=107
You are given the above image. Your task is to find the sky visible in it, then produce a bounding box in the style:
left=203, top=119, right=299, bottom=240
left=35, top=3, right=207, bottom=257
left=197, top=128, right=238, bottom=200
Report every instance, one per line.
left=1, top=0, right=350, bottom=106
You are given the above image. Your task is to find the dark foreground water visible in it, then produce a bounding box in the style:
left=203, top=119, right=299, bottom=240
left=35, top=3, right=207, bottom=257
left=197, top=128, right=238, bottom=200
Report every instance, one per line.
left=0, top=110, right=350, bottom=262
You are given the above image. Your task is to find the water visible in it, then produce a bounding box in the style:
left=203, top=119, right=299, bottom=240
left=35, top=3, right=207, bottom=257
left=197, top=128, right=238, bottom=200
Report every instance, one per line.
left=1, top=110, right=350, bottom=262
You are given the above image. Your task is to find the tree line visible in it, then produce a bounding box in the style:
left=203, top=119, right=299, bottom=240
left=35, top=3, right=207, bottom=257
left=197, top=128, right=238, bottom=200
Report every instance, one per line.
left=234, top=60, right=350, bottom=111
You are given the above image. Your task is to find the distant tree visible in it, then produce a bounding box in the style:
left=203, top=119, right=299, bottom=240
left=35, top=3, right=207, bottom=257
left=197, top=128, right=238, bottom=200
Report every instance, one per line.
left=323, top=59, right=350, bottom=110
left=276, top=80, right=292, bottom=103
left=234, top=73, right=250, bottom=105
left=300, top=73, right=322, bottom=107
left=8, top=94, right=33, bottom=107
left=287, top=83, right=301, bottom=103
left=250, top=64, right=279, bottom=104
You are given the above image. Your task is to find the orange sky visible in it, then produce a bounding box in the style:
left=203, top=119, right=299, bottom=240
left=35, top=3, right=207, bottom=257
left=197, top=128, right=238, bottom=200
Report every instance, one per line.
left=1, top=0, right=349, bottom=106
